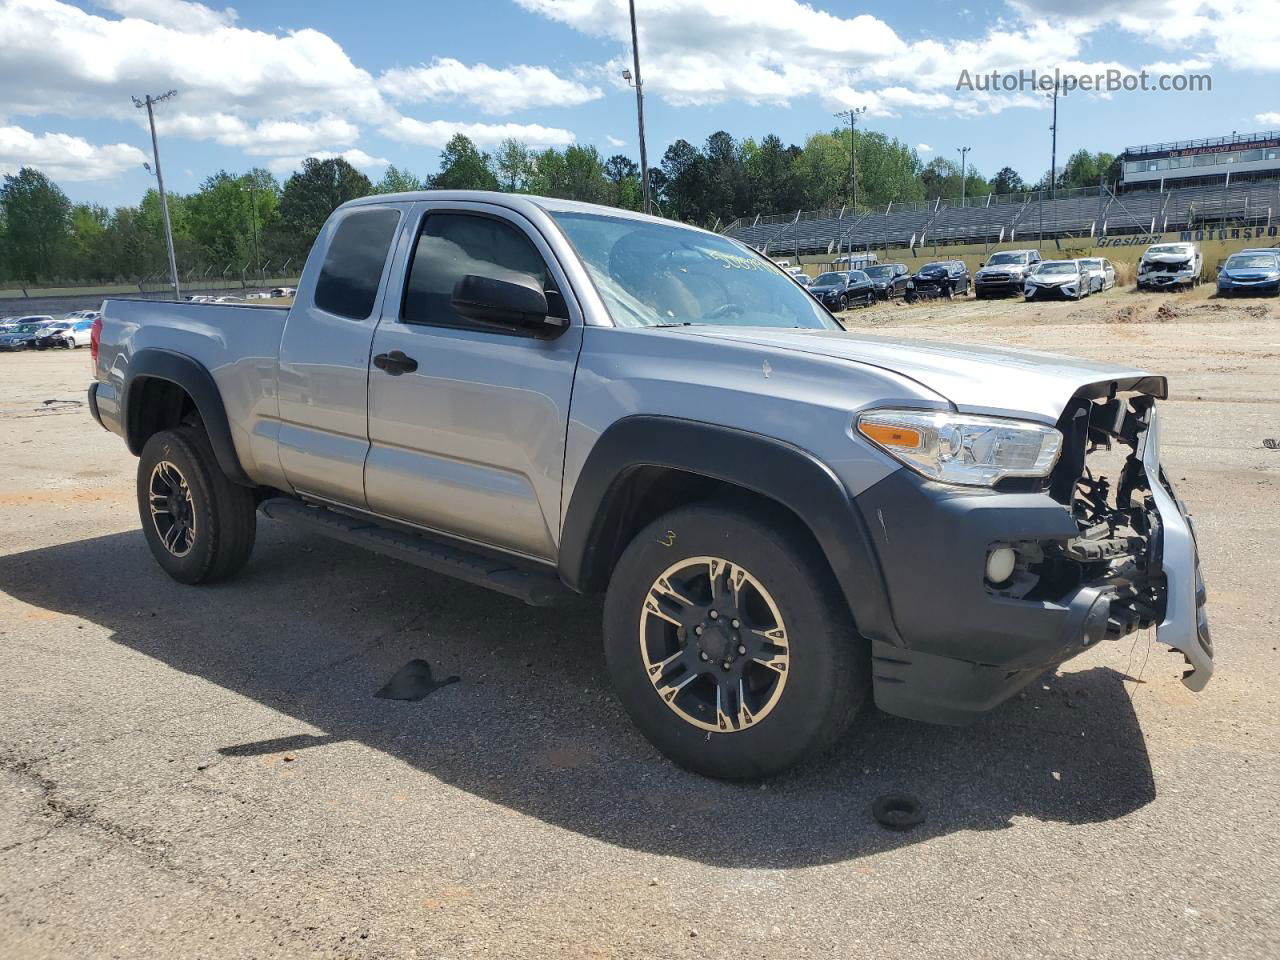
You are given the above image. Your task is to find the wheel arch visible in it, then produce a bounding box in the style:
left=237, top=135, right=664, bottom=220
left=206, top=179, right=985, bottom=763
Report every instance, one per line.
left=559, top=416, right=901, bottom=646
left=123, top=348, right=253, bottom=486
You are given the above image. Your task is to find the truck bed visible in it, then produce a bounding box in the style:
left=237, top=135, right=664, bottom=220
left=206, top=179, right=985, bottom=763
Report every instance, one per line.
left=93, top=298, right=291, bottom=486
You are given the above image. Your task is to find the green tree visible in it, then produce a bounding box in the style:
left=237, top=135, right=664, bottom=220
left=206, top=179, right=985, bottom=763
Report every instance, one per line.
left=742, top=134, right=803, bottom=217
left=279, top=157, right=373, bottom=252
left=559, top=145, right=609, bottom=203
left=375, top=165, right=424, bottom=194
left=852, top=132, right=925, bottom=207
left=660, top=139, right=709, bottom=224
left=66, top=203, right=112, bottom=281
left=1058, top=149, right=1119, bottom=189
left=0, top=167, right=72, bottom=282
left=990, top=166, right=1026, bottom=194
left=430, top=135, right=498, bottom=190
left=494, top=140, right=534, bottom=192
left=793, top=132, right=849, bottom=210
left=603, top=154, right=641, bottom=210
left=701, top=130, right=745, bottom=223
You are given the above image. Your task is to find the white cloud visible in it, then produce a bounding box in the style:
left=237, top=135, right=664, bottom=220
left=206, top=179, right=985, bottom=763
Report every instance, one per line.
left=1141, top=58, right=1212, bottom=73
left=156, top=112, right=360, bottom=156
left=0, top=1, right=584, bottom=182
left=0, top=124, right=147, bottom=180
left=916, top=143, right=934, bottom=153
left=96, top=0, right=237, bottom=31
left=267, top=148, right=388, bottom=176
left=384, top=117, right=576, bottom=149
left=513, top=0, right=1125, bottom=117
left=1012, top=0, right=1280, bottom=70
left=605, top=135, right=625, bottom=147
left=0, top=0, right=385, bottom=121
left=380, top=58, right=602, bottom=114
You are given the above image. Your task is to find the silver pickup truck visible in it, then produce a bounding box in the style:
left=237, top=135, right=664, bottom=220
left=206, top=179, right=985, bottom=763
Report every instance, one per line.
left=87, top=191, right=1212, bottom=779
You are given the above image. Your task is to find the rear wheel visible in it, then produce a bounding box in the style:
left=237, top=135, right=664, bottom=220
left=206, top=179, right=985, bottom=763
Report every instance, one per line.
left=137, top=426, right=257, bottom=585
left=603, top=502, right=867, bottom=779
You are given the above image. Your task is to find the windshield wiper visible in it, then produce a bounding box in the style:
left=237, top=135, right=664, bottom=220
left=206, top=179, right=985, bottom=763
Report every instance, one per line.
left=650, top=321, right=699, bottom=328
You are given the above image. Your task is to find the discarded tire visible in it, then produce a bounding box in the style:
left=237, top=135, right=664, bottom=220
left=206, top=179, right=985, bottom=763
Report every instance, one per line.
left=871, top=793, right=925, bottom=830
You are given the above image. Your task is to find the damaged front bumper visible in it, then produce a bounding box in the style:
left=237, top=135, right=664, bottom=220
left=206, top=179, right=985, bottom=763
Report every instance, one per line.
left=1138, top=269, right=1196, bottom=288
left=853, top=388, right=1211, bottom=725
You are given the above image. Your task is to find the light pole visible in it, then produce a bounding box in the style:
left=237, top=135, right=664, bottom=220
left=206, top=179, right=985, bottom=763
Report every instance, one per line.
left=623, top=0, right=651, bottom=215
left=834, top=107, right=867, bottom=210
left=240, top=181, right=261, bottom=284
left=956, top=146, right=972, bottom=204
left=1048, top=79, right=1059, bottom=200
left=133, top=90, right=180, bottom=301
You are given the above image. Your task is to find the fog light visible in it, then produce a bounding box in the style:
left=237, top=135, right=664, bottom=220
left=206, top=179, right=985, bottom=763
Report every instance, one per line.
left=986, top=547, right=1017, bottom=584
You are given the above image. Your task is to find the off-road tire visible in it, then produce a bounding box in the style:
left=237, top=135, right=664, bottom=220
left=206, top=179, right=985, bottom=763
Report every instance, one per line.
left=137, top=426, right=256, bottom=585
left=603, top=501, right=867, bottom=779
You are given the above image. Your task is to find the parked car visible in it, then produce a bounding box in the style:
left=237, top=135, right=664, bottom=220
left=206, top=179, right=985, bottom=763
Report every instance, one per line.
left=904, top=261, right=970, bottom=302
left=792, top=273, right=813, bottom=288
left=974, top=249, right=1043, bottom=298
left=808, top=270, right=875, bottom=311
left=270, top=287, right=297, bottom=298
left=1216, top=251, right=1280, bottom=297
left=38, top=316, right=98, bottom=348
left=0, top=316, right=55, bottom=351
left=32, top=321, right=73, bottom=349
left=1078, top=257, right=1116, bottom=294
left=1137, top=241, right=1202, bottom=291
left=89, top=190, right=1212, bottom=779
left=1024, top=260, right=1087, bottom=301
left=863, top=263, right=909, bottom=300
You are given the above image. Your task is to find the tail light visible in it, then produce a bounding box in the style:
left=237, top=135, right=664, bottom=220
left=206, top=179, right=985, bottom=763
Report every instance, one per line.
left=89, top=315, right=102, bottom=370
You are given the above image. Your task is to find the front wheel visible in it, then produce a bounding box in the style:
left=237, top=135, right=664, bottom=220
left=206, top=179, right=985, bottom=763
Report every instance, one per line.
left=137, top=426, right=257, bottom=585
left=837, top=295, right=848, bottom=312
left=603, top=502, right=867, bottom=779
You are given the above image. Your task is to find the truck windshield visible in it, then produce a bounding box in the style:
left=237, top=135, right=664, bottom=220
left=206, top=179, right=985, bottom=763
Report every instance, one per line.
left=985, top=252, right=1023, bottom=265
left=551, top=211, right=838, bottom=330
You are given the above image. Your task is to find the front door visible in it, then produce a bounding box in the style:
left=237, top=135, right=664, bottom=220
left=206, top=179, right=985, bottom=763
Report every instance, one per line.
left=363, top=202, right=584, bottom=562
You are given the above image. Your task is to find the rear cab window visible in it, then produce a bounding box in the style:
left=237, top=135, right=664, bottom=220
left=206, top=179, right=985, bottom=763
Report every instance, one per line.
left=314, top=207, right=402, bottom=320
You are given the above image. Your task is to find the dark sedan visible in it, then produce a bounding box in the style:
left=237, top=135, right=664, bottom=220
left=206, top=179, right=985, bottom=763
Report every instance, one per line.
left=0, top=320, right=55, bottom=351
left=904, top=261, right=970, bottom=302
left=1217, top=251, right=1280, bottom=297
left=808, top=270, right=876, bottom=312
left=863, top=263, right=910, bottom=300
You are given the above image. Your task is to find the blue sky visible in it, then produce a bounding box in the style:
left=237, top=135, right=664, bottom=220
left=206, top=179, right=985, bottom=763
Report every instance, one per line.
left=1, top=0, right=1277, bottom=209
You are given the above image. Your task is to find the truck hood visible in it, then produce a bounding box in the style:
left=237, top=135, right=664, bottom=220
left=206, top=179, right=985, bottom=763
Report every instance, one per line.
left=666, top=326, right=1166, bottom=423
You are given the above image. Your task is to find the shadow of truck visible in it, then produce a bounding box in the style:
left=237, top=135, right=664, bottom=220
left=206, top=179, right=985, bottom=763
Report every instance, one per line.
left=0, top=523, right=1156, bottom=868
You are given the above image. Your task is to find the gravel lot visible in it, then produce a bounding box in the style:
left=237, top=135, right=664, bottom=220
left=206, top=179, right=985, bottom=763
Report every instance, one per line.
left=2, top=287, right=1277, bottom=959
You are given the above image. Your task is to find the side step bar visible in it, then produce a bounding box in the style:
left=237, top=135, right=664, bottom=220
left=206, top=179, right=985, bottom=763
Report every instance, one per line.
left=259, top=498, right=572, bottom=607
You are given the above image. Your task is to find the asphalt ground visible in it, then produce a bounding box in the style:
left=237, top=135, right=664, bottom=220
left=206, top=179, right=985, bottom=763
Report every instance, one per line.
left=1, top=286, right=1277, bottom=959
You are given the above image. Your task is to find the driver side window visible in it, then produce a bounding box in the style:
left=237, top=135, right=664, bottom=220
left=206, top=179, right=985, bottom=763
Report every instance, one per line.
left=402, top=213, right=566, bottom=330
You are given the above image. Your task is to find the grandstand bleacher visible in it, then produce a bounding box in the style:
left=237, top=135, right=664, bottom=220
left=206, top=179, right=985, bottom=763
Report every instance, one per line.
left=723, top=178, right=1280, bottom=254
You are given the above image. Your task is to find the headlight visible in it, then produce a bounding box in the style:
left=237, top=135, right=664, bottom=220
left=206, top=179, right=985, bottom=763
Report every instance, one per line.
left=856, top=409, right=1062, bottom=487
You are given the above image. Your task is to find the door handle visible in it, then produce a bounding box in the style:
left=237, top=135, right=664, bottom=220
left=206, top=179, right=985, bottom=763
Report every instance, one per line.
left=373, top=350, right=418, bottom=375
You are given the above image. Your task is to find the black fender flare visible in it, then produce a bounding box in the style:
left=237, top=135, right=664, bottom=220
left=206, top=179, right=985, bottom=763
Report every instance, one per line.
left=123, top=348, right=253, bottom=486
left=558, top=416, right=901, bottom=646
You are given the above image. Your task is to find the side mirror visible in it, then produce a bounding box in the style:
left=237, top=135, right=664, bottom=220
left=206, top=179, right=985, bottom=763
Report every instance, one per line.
left=450, top=273, right=562, bottom=333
